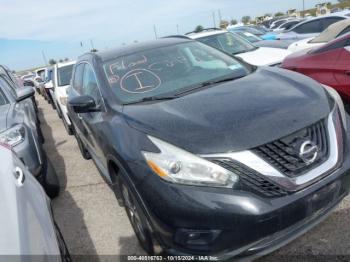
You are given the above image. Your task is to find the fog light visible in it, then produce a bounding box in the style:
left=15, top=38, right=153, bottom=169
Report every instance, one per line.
left=174, top=229, right=221, bottom=248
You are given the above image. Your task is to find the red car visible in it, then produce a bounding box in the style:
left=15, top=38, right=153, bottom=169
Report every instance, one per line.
left=282, top=33, right=350, bottom=103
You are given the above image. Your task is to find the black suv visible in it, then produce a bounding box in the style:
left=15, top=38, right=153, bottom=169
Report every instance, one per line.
left=67, top=37, right=350, bottom=259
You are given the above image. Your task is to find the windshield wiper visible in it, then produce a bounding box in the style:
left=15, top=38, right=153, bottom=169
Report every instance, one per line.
left=175, top=76, right=243, bottom=96
left=124, top=95, right=177, bottom=105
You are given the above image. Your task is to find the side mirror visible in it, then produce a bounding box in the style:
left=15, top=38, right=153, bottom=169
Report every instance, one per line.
left=16, top=86, right=35, bottom=102
left=68, top=95, right=100, bottom=113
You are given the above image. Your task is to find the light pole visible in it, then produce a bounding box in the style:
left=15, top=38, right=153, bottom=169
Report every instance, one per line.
left=303, top=0, right=305, bottom=17
left=153, top=25, right=158, bottom=39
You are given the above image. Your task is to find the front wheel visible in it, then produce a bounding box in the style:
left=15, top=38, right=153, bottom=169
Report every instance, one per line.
left=119, top=177, right=154, bottom=254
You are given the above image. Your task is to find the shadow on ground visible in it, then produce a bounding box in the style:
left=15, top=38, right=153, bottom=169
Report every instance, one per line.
left=38, top=105, right=99, bottom=262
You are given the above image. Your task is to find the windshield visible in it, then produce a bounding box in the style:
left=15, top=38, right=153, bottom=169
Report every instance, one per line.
left=103, top=41, right=251, bottom=104
left=235, top=31, right=261, bottom=43
left=58, top=64, right=74, bottom=86
left=197, top=32, right=256, bottom=55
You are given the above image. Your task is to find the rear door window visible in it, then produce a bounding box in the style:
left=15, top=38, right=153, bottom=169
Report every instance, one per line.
left=294, top=20, right=322, bottom=34
left=322, top=17, right=345, bottom=31
left=0, top=77, right=13, bottom=102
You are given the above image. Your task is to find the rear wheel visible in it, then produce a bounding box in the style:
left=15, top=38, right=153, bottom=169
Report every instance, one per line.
left=119, top=177, right=154, bottom=254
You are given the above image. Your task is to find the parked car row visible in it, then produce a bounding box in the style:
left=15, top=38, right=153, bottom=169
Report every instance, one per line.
left=29, top=32, right=350, bottom=260
left=9, top=15, right=350, bottom=259
left=0, top=65, right=70, bottom=260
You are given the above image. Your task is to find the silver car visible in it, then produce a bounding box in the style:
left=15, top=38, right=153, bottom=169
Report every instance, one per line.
left=0, top=145, right=70, bottom=261
left=0, top=66, right=59, bottom=198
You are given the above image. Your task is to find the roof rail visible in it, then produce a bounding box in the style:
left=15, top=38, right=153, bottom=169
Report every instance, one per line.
left=161, top=35, right=191, bottom=40
left=185, top=28, right=223, bottom=35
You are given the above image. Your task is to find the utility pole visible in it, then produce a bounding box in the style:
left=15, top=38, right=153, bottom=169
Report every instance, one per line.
left=153, top=25, right=158, bottom=39
left=212, top=11, right=216, bottom=28
left=176, top=24, right=180, bottom=34
left=302, top=0, right=305, bottom=17
left=218, top=9, right=222, bottom=23
left=90, top=39, right=95, bottom=50
left=41, top=50, right=48, bottom=66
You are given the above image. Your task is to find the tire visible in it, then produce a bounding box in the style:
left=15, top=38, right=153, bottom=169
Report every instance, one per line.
left=74, top=131, right=91, bottom=160
left=41, top=153, right=60, bottom=199
left=119, top=176, right=154, bottom=255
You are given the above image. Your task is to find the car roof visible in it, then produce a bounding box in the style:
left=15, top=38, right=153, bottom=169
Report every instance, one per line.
left=82, top=37, right=192, bottom=62
left=290, top=14, right=349, bottom=31
left=186, top=29, right=227, bottom=39
left=311, top=19, right=350, bottom=43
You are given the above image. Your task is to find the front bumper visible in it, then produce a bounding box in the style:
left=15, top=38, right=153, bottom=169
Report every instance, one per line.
left=132, top=130, right=350, bottom=260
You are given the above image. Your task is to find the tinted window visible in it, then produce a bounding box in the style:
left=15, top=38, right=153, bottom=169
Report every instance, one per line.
left=294, top=20, right=322, bottom=34
left=73, top=64, right=85, bottom=93
left=104, top=41, right=250, bottom=104
left=312, top=38, right=348, bottom=54
left=273, top=20, right=287, bottom=29
left=198, top=32, right=256, bottom=55
left=282, top=21, right=300, bottom=30
left=58, top=64, right=74, bottom=86
left=82, top=64, right=101, bottom=105
left=338, top=26, right=350, bottom=37
left=322, top=17, right=345, bottom=30
left=0, top=77, right=14, bottom=100
left=0, top=88, right=8, bottom=105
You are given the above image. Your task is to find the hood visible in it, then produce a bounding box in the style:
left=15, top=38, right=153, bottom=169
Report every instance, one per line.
left=287, top=37, right=324, bottom=53
left=0, top=104, right=10, bottom=132
left=237, top=47, right=291, bottom=66
left=123, top=67, right=332, bottom=155
left=255, top=40, right=291, bottom=49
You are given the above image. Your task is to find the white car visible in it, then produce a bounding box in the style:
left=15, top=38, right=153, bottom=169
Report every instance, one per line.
left=0, top=145, right=70, bottom=260
left=288, top=18, right=350, bottom=52
left=187, top=29, right=291, bottom=66
left=276, top=15, right=348, bottom=41
left=52, top=61, right=76, bottom=135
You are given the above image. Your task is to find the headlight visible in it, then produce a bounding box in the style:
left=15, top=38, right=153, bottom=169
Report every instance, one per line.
left=59, top=96, right=68, bottom=106
left=0, top=125, right=25, bottom=147
left=322, top=84, right=347, bottom=130
left=142, top=136, right=238, bottom=188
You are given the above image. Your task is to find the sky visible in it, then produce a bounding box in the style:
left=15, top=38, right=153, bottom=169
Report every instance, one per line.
left=0, top=0, right=338, bottom=70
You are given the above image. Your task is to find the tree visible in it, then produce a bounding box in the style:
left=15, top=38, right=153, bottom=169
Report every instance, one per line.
left=219, top=20, right=229, bottom=29
left=275, top=12, right=285, bottom=17
left=194, top=25, right=204, bottom=33
left=48, top=59, right=56, bottom=65
left=230, top=19, right=238, bottom=25
left=90, top=48, right=98, bottom=52
left=241, top=16, right=251, bottom=25
left=64, top=58, right=69, bottom=61
left=242, top=16, right=251, bottom=24
left=59, top=59, right=63, bottom=63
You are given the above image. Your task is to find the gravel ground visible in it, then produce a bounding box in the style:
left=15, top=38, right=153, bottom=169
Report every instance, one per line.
left=37, top=95, right=350, bottom=261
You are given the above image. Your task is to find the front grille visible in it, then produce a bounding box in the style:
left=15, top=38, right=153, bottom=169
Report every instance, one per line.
left=253, top=119, right=329, bottom=178
left=212, top=159, right=288, bottom=198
